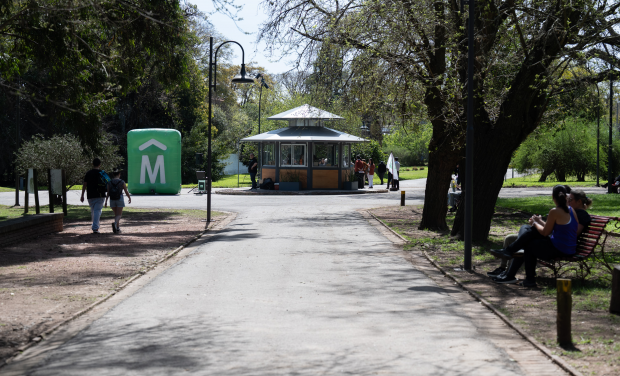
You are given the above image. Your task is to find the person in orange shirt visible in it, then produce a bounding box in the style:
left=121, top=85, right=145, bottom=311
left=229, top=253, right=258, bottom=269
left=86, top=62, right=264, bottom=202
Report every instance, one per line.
left=354, top=155, right=365, bottom=188
left=367, top=158, right=375, bottom=188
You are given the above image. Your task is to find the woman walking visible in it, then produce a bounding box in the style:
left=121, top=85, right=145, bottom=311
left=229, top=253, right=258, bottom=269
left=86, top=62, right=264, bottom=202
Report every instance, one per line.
left=104, top=168, right=131, bottom=233
left=367, top=158, right=375, bottom=188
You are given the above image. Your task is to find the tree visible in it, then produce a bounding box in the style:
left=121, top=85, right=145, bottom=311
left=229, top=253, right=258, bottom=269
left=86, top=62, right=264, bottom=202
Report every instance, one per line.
left=15, top=133, right=123, bottom=189
left=260, top=0, right=620, bottom=240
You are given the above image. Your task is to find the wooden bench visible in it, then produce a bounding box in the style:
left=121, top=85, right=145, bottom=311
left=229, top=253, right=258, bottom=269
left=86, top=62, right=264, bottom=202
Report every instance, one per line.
left=537, top=215, right=620, bottom=278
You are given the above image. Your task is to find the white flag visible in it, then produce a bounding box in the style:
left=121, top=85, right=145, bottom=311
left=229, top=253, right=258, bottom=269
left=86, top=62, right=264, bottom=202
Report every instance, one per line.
left=387, top=153, right=399, bottom=181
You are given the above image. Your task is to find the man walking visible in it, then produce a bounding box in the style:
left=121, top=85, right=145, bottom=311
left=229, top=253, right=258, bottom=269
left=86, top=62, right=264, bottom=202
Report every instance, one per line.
left=248, top=153, right=258, bottom=190
left=393, top=157, right=401, bottom=189
left=80, top=158, right=107, bottom=233
left=377, top=161, right=387, bottom=185
left=354, top=155, right=365, bottom=188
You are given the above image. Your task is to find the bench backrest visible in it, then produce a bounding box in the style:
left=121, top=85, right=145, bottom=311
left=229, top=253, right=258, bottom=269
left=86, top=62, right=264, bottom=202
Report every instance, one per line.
left=575, top=215, right=611, bottom=258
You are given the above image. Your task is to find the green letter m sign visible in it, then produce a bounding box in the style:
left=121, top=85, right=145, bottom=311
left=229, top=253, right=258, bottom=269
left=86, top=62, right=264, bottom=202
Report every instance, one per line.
left=127, top=129, right=181, bottom=194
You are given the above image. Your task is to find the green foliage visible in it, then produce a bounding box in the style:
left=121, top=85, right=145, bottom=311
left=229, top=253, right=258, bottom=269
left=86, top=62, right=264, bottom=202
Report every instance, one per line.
left=351, top=140, right=384, bottom=165
left=181, top=121, right=226, bottom=184
left=512, top=118, right=615, bottom=182
left=15, top=133, right=123, bottom=189
left=383, top=124, right=432, bottom=165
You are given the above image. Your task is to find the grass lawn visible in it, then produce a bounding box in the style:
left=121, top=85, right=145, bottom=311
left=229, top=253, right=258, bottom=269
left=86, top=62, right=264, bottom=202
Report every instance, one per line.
left=397, top=166, right=428, bottom=180
left=0, top=204, right=223, bottom=223
left=503, top=173, right=599, bottom=187
left=496, top=193, right=620, bottom=218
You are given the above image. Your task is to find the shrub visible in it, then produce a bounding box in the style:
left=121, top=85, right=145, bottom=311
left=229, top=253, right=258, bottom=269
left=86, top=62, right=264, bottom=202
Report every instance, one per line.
left=15, top=133, right=123, bottom=189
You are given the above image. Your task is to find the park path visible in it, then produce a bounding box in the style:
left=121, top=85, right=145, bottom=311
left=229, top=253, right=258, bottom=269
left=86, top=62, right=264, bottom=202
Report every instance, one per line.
left=1, top=185, right=569, bottom=375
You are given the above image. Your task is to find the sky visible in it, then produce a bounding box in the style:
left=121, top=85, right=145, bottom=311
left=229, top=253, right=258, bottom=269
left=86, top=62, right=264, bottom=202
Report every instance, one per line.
left=191, top=0, right=293, bottom=74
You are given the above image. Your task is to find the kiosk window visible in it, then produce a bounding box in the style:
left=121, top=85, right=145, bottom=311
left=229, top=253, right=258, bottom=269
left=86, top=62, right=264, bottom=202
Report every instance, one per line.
left=281, top=144, right=306, bottom=166
left=263, top=143, right=275, bottom=166
left=313, top=144, right=338, bottom=167
left=342, top=144, right=351, bottom=167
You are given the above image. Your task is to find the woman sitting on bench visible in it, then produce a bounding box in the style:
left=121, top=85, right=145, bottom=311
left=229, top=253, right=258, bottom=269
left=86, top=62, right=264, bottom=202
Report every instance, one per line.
left=488, top=187, right=592, bottom=280
left=489, top=185, right=579, bottom=287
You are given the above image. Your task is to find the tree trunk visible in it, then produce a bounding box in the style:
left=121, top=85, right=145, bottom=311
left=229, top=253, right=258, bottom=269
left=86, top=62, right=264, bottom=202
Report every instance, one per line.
left=451, top=128, right=514, bottom=240
left=539, top=170, right=552, bottom=182
left=419, top=149, right=457, bottom=230
left=419, top=87, right=463, bottom=230
left=555, top=169, right=566, bottom=182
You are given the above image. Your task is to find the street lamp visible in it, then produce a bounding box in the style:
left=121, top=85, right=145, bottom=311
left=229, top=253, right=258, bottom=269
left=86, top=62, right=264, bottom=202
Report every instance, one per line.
left=464, top=0, right=476, bottom=271
left=207, top=37, right=253, bottom=224
left=254, top=73, right=270, bottom=181
left=608, top=77, right=614, bottom=193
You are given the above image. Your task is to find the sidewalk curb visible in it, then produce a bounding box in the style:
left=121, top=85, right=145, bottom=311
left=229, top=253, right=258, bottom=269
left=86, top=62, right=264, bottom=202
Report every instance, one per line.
left=2, top=211, right=237, bottom=368
left=215, top=188, right=389, bottom=195
left=366, top=210, right=584, bottom=376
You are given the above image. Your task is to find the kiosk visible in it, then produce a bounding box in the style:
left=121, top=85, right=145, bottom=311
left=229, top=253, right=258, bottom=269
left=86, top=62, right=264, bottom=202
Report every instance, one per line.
left=241, top=104, right=368, bottom=190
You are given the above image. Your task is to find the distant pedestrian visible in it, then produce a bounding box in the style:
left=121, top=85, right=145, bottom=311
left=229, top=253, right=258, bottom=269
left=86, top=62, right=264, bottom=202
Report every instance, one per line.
left=377, top=161, right=387, bottom=184
left=354, top=155, right=365, bottom=188
left=368, top=158, right=375, bottom=189
left=80, top=158, right=108, bottom=233
left=393, top=157, right=401, bottom=189
left=104, top=168, right=131, bottom=234
left=248, top=153, right=258, bottom=190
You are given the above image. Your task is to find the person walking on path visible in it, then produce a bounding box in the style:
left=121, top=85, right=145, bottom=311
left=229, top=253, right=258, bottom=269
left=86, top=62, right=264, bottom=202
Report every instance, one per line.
left=354, top=155, right=365, bottom=188
left=377, top=161, right=386, bottom=185
left=393, top=157, right=401, bottom=189
left=367, top=158, right=375, bottom=188
left=80, top=158, right=108, bottom=233
left=248, top=153, right=258, bottom=190
left=104, top=168, right=131, bottom=234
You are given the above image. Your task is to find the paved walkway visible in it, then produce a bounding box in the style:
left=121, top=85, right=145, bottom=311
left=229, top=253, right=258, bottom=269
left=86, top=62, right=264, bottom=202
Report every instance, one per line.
left=0, top=182, right=572, bottom=375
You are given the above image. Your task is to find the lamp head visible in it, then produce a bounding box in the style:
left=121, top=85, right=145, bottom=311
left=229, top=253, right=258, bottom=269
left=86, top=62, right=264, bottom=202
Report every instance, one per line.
left=231, top=64, right=255, bottom=84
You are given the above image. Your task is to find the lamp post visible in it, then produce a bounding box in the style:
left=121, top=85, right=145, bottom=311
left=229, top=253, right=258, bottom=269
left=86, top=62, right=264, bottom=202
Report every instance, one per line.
left=608, top=78, right=614, bottom=193
left=464, top=0, right=475, bottom=271
left=254, top=73, right=270, bottom=180
left=207, top=37, right=254, bottom=223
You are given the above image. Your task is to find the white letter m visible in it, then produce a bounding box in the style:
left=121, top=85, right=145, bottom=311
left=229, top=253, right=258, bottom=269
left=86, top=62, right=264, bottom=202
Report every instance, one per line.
left=140, top=155, right=166, bottom=184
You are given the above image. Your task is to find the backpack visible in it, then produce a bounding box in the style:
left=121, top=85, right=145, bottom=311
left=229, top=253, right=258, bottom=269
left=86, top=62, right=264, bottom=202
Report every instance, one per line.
left=260, top=178, right=274, bottom=190
left=109, top=179, right=123, bottom=200
left=97, top=170, right=111, bottom=196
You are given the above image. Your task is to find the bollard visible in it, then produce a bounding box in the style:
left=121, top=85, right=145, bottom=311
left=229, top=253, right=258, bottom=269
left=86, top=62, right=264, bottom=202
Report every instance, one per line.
left=33, top=169, right=40, bottom=214
left=611, top=265, right=620, bottom=314
left=48, top=169, right=54, bottom=214
left=400, top=190, right=405, bottom=206
left=557, top=278, right=572, bottom=346
left=62, top=170, right=68, bottom=216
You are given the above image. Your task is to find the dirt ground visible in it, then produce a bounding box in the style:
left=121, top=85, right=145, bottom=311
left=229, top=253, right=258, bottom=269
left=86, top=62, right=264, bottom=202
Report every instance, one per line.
left=0, top=209, right=222, bottom=364
left=371, top=205, right=620, bottom=376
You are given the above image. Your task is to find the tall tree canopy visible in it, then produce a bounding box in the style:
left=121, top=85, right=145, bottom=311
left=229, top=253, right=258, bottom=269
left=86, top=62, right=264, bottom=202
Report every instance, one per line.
left=260, top=0, right=620, bottom=240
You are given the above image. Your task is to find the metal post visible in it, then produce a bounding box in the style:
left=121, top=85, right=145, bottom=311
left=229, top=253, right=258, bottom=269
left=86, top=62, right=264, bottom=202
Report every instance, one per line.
left=62, top=169, right=68, bottom=216
left=597, top=105, right=600, bottom=186
left=610, top=265, right=620, bottom=314
left=207, top=36, right=213, bottom=225
left=24, top=171, right=29, bottom=214
left=557, top=278, right=572, bottom=346
left=48, top=169, right=54, bottom=213
left=609, top=79, right=614, bottom=193
left=33, top=169, right=40, bottom=214
left=464, top=0, right=475, bottom=271
left=14, top=78, right=20, bottom=207
left=258, top=83, right=262, bottom=184
left=400, top=190, right=405, bottom=206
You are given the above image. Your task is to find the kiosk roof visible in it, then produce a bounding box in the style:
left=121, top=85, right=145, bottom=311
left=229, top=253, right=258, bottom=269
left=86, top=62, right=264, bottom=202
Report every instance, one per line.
left=240, top=126, right=367, bottom=143
left=267, top=104, right=343, bottom=120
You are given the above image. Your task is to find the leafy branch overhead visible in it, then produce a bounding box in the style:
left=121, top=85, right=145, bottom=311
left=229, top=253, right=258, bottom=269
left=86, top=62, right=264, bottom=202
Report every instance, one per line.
left=261, top=0, right=620, bottom=240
